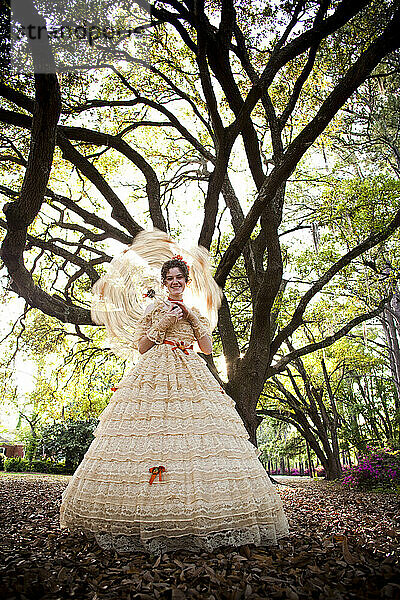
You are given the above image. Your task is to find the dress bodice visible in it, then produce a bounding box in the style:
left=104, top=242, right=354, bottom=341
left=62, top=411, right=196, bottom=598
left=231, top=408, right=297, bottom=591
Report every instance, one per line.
left=133, top=300, right=210, bottom=349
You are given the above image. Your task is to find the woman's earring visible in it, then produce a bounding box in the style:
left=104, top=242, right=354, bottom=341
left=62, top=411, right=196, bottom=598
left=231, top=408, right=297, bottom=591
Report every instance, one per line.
left=186, top=278, right=192, bottom=286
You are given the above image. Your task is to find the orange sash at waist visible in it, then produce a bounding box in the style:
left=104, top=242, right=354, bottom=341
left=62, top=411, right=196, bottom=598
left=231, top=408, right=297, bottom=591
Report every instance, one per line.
left=163, top=340, right=193, bottom=355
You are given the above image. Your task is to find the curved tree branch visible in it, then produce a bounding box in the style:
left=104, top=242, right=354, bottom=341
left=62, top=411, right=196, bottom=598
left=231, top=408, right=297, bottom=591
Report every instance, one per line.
left=0, top=1, right=93, bottom=324
left=271, top=208, right=400, bottom=355
left=216, top=9, right=400, bottom=286
left=271, top=297, right=390, bottom=375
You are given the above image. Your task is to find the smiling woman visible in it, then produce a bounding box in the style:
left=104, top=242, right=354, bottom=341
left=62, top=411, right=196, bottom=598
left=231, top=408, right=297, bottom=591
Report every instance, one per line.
left=59, top=232, right=289, bottom=555
left=138, top=259, right=213, bottom=356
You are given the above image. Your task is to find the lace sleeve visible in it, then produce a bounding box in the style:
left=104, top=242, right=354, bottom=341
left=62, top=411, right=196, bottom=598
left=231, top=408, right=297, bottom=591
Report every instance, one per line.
left=189, top=307, right=211, bottom=340
left=132, top=311, right=152, bottom=350
left=133, top=304, right=170, bottom=348
left=146, top=320, right=168, bottom=345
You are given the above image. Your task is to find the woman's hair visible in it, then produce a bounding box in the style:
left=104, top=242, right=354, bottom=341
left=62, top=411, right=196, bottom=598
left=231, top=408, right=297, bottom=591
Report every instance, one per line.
left=161, top=258, right=190, bottom=282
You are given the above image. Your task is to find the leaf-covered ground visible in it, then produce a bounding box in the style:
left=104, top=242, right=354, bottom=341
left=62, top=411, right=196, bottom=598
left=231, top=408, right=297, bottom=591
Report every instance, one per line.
left=0, top=473, right=399, bottom=600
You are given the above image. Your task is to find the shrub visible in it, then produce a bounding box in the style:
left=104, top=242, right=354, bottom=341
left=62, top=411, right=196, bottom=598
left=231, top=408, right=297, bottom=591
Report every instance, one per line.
left=342, top=447, right=400, bottom=491
left=290, top=468, right=300, bottom=476
left=41, top=419, right=97, bottom=471
left=4, top=457, right=72, bottom=474
left=4, top=457, right=28, bottom=472
left=315, top=465, right=325, bottom=477
left=29, top=460, right=51, bottom=473
left=50, top=462, right=72, bottom=475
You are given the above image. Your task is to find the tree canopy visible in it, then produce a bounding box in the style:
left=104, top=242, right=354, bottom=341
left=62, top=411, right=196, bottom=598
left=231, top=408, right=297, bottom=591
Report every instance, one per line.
left=1, top=0, right=400, bottom=445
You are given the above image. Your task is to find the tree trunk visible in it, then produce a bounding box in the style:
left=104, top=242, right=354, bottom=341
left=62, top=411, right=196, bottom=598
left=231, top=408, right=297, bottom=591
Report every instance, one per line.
left=227, top=376, right=263, bottom=446
left=382, top=304, right=400, bottom=411
left=324, top=453, right=342, bottom=480
left=306, top=439, right=314, bottom=477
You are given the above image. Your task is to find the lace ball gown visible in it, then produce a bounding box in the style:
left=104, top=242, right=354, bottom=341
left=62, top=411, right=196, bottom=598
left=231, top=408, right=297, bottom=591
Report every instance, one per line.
left=60, top=301, right=289, bottom=554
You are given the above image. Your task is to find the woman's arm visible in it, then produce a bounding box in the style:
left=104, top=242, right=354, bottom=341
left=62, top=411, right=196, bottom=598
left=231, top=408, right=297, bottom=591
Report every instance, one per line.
left=196, top=334, right=213, bottom=355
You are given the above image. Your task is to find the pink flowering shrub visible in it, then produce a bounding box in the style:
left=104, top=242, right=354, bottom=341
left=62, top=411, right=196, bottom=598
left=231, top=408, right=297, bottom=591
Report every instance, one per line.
left=315, top=465, right=325, bottom=477
left=342, top=447, right=400, bottom=490
left=290, top=468, right=300, bottom=476
left=341, top=464, right=352, bottom=472
left=269, top=469, right=281, bottom=475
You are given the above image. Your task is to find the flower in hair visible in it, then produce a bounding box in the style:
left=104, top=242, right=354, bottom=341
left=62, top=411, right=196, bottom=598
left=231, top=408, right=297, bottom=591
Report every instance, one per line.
left=172, top=254, right=190, bottom=271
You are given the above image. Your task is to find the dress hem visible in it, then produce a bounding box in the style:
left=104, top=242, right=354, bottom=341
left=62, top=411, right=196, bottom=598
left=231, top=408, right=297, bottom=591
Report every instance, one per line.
left=83, top=526, right=289, bottom=555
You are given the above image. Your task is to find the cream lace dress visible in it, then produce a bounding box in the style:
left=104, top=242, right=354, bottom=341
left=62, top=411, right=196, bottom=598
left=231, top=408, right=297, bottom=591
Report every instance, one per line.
left=60, top=300, right=289, bottom=554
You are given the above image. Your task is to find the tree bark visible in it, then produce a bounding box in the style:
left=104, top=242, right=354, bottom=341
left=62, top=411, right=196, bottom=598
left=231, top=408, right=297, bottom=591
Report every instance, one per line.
left=382, top=298, right=400, bottom=412
left=226, top=376, right=263, bottom=446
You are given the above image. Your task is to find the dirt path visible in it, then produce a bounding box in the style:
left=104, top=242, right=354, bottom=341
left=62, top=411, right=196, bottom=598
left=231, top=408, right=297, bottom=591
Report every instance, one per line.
left=0, top=473, right=399, bottom=600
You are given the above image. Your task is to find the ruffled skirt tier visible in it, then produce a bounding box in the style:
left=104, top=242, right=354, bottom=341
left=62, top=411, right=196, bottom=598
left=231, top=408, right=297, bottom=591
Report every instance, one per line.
left=60, top=346, right=288, bottom=554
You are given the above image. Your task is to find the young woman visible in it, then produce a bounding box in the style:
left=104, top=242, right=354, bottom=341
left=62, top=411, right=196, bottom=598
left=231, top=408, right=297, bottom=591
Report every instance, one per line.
left=60, top=238, right=288, bottom=555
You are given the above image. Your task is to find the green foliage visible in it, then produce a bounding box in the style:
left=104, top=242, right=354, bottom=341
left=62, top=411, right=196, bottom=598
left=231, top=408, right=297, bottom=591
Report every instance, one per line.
left=332, top=66, right=400, bottom=176
left=4, top=457, right=70, bottom=474
left=40, top=419, right=98, bottom=469
left=287, top=175, right=400, bottom=320
left=0, top=305, right=123, bottom=432
left=20, top=312, right=69, bottom=357
left=21, top=431, right=41, bottom=463
left=4, top=457, right=26, bottom=472
left=257, top=419, right=311, bottom=467
left=337, top=365, right=400, bottom=452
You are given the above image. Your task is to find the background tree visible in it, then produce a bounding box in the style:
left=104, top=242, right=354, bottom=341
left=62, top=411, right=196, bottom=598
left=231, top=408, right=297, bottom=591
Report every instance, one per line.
left=257, top=334, right=380, bottom=479
left=1, top=0, right=400, bottom=447
left=41, top=419, right=98, bottom=471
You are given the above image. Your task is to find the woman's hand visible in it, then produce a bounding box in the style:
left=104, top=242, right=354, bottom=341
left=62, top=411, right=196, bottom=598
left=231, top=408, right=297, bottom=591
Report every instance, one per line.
left=169, top=301, right=192, bottom=320
left=138, top=335, right=155, bottom=354
left=162, top=303, right=184, bottom=325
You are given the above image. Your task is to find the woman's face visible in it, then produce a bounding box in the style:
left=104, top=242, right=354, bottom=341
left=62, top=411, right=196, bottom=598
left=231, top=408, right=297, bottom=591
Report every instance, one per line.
left=163, top=267, right=186, bottom=299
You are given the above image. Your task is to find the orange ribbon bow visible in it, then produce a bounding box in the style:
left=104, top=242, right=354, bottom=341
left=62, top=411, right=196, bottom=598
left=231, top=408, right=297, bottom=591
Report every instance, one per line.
left=164, top=340, right=193, bottom=355
left=149, top=465, right=166, bottom=484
